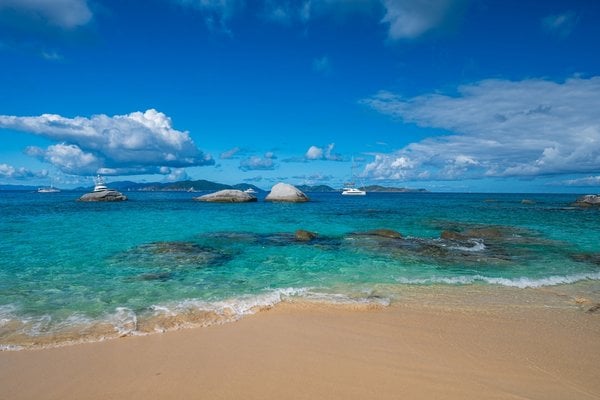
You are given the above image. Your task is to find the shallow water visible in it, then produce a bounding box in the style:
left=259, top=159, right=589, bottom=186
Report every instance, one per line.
left=1, top=191, right=598, bottom=349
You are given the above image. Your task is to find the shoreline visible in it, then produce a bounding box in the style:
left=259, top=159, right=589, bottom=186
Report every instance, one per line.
left=2, top=280, right=599, bottom=351
left=1, top=284, right=599, bottom=400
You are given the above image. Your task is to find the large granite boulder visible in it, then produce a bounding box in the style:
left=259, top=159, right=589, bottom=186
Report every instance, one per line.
left=194, top=189, right=257, bottom=203
left=572, top=194, right=600, bottom=208
left=78, top=190, right=127, bottom=202
left=265, top=183, right=309, bottom=202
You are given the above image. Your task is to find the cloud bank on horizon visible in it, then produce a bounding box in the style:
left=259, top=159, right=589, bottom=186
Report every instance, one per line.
left=361, top=76, right=600, bottom=182
left=0, top=109, right=214, bottom=176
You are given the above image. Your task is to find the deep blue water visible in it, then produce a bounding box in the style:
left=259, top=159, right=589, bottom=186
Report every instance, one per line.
left=1, top=190, right=598, bottom=348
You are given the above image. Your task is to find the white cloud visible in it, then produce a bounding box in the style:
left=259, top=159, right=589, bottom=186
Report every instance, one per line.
left=220, top=146, right=241, bottom=159
left=305, top=143, right=342, bottom=161
left=0, top=163, right=47, bottom=180
left=361, top=76, right=600, bottom=181
left=25, top=143, right=101, bottom=175
left=305, top=145, right=324, bottom=160
left=0, top=0, right=92, bottom=29
left=239, top=153, right=277, bottom=171
left=165, top=168, right=190, bottom=182
left=0, top=109, right=214, bottom=176
left=562, top=176, right=600, bottom=187
left=381, top=0, right=457, bottom=40
left=542, top=11, right=577, bottom=38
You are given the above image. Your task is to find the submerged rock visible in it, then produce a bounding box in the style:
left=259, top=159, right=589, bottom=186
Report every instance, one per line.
left=265, top=183, right=309, bottom=202
left=521, top=199, right=536, bottom=205
left=124, top=271, right=173, bottom=282
left=113, top=241, right=231, bottom=270
left=572, top=194, right=600, bottom=208
left=440, top=230, right=466, bottom=241
left=362, top=229, right=403, bottom=239
left=570, top=252, right=600, bottom=266
left=194, top=189, right=257, bottom=203
left=295, top=229, right=318, bottom=242
left=78, top=190, right=127, bottom=202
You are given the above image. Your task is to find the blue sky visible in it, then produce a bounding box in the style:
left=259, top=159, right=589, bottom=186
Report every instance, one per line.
left=0, top=0, right=599, bottom=192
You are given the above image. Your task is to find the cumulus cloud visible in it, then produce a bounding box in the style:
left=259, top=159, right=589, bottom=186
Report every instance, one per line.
left=381, top=0, right=458, bottom=40
left=542, top=11, right=578, bottom=38
left=239, top=152, right=277, bottom=171
left=164, top=168, right=190, bottom=182
left=0, top=163, right=48, bottom=180
left=25, top=143, right=101, bottom=175
left=361, top=76, right=600, bottom=181
left=305, top=143, right=342, bottom=161
left=0, top=0, right=92, bottom=29
left=0, top=109, right=214, bottom=176
left=305, top=145, right=323, bottom=160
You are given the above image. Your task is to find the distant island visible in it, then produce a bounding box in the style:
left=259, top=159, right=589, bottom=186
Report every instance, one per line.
left=1, top=180, right=427, bottom=193
left=297, top=184, right=428, bottom=193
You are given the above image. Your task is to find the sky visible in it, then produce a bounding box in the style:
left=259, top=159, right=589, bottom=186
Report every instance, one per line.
left=0, top=0, right=599, bottom=192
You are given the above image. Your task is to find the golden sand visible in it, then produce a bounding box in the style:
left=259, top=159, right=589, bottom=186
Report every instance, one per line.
left=1, top=285, right=599, bottom=400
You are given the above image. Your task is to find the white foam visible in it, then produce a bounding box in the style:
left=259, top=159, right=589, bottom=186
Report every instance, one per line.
left=449, top=239, right=486, bottom=252
left=150, top=287, right=311, bottom=321
left=109, top=307, right=138, bottom=336
left=395, top=271, right=600, bottom=288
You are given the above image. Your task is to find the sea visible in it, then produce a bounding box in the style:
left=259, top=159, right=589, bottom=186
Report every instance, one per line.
left=1, top=190, right=599, bottom=350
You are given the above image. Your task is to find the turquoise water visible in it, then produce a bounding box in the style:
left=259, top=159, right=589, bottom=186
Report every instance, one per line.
left=1, top=191, right=599, bottom=348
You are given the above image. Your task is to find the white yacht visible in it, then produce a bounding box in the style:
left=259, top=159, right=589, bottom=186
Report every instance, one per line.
left=341, top=157, right=366, bottom=196
left=37, top=185, right=60, bottom=193
left=244, top=188, right=257, bottom=194
left=93, top=175, right=108, bottom=192
left=341, top=185, right=366, bottom=196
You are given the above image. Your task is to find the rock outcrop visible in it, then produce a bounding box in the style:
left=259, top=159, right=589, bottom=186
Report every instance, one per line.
left=572, top=194, right=600, bottom=208
left=194, top=189, right=257, bottom=203
left=78, top=190, right=127, bottom=202
left=295, top=229, right=318, bottom=242
left=265, top=183, right=309, bottom=202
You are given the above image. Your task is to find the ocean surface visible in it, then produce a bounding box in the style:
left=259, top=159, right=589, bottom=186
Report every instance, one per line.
left=1, top=190, right=599, bottom=349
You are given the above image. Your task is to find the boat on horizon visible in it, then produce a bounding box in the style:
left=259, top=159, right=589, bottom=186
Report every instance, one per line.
left=341, top=185, right=366, bottom=196
left=37, top=185, right=60, bottom=193
left=341, top=157, right=366, bottom=196
left=244, top=188, right=258, bottom=194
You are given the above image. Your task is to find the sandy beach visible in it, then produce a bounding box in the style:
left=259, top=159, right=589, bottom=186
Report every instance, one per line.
left=1, top=285, right=599, bottom=400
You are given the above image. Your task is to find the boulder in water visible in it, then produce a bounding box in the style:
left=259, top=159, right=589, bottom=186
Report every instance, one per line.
left=572, top=194, right=600, bottom=208
left=78, top=190, right=127, bottom=202
left=194, top=189, right=257, bottom=203
left=265, top=183, right=309, bottom=202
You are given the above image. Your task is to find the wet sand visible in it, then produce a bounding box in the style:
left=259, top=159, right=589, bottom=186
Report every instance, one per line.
left=1, top=286, right=600, bottom=400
